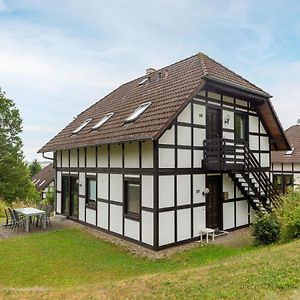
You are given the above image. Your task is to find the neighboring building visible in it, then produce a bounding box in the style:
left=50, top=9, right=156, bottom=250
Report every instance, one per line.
left=271, top=125, right=300, bottom=193
left=39, top=52, right=289, bottom=250
left=32, top=163, right=55, bottom=199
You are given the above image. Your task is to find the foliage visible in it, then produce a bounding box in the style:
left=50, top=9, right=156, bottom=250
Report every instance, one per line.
left=28, top=159, right=42, bottom=178
left=0, top=88, right=38, bottom=204
left=275, top=189, right=300, bottom=242
left=251, top=212, right=280, bottom=245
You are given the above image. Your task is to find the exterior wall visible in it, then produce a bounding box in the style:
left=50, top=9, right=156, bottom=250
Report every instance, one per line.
left=41, top=181, right=54, bottom=199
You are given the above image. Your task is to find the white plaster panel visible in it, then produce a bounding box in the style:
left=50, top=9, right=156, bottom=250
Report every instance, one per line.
left=159, top=176, right=174, bottom=208
left=193, top=128, right=206, bottom=147
left=236, top=99, right=247, bottom=107
left=223, top=202, right=235, bottom=230
left=272, top=163, right=282, bottom=171
left=110, top=174, right=123, bottom=202
left=249, top=135, right=259, bottom=150
left=110, top=204, right=123, bottom=234
left=124, top=218, right=140, bottom=241
left=177, top=209, right=191, bottom=241
left=249, top=115, right=259, bottom=133
left=69, top=149, right=78, bottom=167
left=159, top=148, right=175, bottom=168
left=193, top=150, right=203, bottom=168
left=250, top=207, right=256, bottom=223
left=142, top=211, right=153, bottom=245
left=223, top=174, right=235, bottom=199
left=177, top=126, right=192, bottom=146
left=159, top=211, right=175, bottom=246
left=198, top=90, right=206, bottom=97
left=293, top=174, right=300, bottom=186
left=79, top=197, right=85, bottom=221
left=294, top=163, right=300, bottom=171
left=56, top=192, right=61, bottom=213
left=223, top=110, right=234, bottom=130
left=79, top=172, right=85, bottom=195
left=86, top=208, right=96, bottom=225
left=236, top=200, right=248, bottom=227
left=260, top=153, right=270, bottom=168
left=97, top=201, right=108, bottom=229
left=56, top=171, right=62, bottom=192
left=260, top=121, right=267, bottom=134
left=61, top=150, right=69, bottom=167
left=142, top=175, right=153, bottom=208
left=56, top=151, right=61, bottom=167
left=193, top=174, right=205, bottom=203
left=208, top=91, right=221, bottom=100
left=193, top=206, right=206, bottom=237
left=223, top=95, right=234, bottom=105
left=193, top=103, right=206, bottom=125
left=110, top=144, right=122, bottom=168
left=283, top=163, right=293, bottom=171
left=141, top=141, right=153, bottom=168
left=177, top=103, right=191, bottom=123
left=98, top=173, right=109, bottom=200
left=177, top=175, right=191, bottom=206
left=79, top=148, right=85, bottom=167
left=159, top=125, right=175, bottom=145
left=177, top=149, right=191, bottom=168
left=86, top=147, right=96, bottom=168
left=236, top=185, right=244, bottom=198
left=260, top=136, right=269, bottom=151
left=223, top=131, right=234, bottom=140
left=124, top=142, right=139, bottom=168
left=98, top=145, right=108, bottom=167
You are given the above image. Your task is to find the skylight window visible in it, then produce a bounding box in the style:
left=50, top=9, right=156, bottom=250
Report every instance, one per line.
left=39, top=180, right=46, bottom=187
left=35, top=179, right=40, bottom=185
left=285, top=147, right=295, bottom=155
left=138, top=78, right=149, bottom=86
left=125, top=102, right=151, bottom=123
left=32, top=179, right=37, bottom=184
left=92, top=112, right=114, bottom=130
left=72, top=118, right=92, bottom=134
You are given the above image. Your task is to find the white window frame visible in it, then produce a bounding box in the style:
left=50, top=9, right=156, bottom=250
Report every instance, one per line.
left=92, top=112, right=114, bottom=130
left=285, top=147, right=295, bottom=155
left=125, top=102, right=151, bottom=123
left=72, top=118, right=92, bottom=134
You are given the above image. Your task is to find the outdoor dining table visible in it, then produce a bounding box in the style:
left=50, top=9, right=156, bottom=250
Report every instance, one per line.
left=14, top=207, right=46, bottom=232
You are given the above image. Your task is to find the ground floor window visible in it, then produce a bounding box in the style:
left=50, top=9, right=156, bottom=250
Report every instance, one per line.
left=124, top=178, right=140, bottom=219
left=86, top=177, right=96, bottom=209
left=273, top=174, right=293, bottom=194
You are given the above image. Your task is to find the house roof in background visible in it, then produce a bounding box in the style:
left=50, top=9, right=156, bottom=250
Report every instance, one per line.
left=272, top=125, right=300, bottom=163
left=32, top=163, right=54, bottom=191
left=38, top=52, right=288, bottom=153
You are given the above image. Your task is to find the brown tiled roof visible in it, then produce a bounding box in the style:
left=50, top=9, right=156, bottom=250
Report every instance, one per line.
left=32, top=163, right=54, bottom=191
left=272, top=125, right=300, bottom=163
left=38, top=52, right=278, bottom=153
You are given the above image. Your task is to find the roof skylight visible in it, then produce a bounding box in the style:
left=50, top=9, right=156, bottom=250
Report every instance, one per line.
left=125, top=102, right=151, bottom=123
left=73, top=118, right=92, bottom=134
left=138, top=78, right=149, bottom=86
left=39, top=180, right=46, bottom=187
left=92, top=112, right=114, bottom=130
left=285, top=147, right=295, bottom=155
left=35, top=179, right=40, bottom=185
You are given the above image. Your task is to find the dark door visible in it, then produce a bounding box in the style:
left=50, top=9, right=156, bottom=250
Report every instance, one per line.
left=207, top=107, right=222, bottom=139
left=206, top=175, right=222, bottom=229
left=61, top=175, right=79, bottom=219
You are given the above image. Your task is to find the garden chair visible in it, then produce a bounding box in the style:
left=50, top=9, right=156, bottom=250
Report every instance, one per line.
left=8, top=208, right=16, bottom=230
left=45, top=205, right=53, bottom=227
left=12, top=210, right=25, bottom=232
left=34, top=203, right=44, bottom=226
left=2, top=208, right=12, bottom=227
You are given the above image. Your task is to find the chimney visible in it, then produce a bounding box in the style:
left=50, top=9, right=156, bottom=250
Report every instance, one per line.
left=146, top=68, right=156, bottom=75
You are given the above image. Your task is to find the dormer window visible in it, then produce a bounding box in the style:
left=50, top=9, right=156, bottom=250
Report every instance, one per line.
left=72, top=118, right=92, bottom=134
left=285, top=147, right=295, bottom=155
left=125, top=102, right=151, bottom=123
left=92, top=113, right=114, bottom=130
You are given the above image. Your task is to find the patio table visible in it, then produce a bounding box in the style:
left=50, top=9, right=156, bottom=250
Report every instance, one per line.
left=14, top=208, right=46, bottom=232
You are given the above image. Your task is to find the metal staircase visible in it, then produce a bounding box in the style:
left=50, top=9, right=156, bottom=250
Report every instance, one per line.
left=203, top=138, right=279, bottom=212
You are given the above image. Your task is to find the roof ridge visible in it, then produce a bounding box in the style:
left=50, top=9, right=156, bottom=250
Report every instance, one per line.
left=197, top=52, right=267, bottom=94
left=197, top=52, right=209, bottom=76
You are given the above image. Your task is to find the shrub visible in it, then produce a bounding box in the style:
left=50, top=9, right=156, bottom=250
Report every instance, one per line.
left=251, top=213, right=280, bottom=245
left=275, top=189, right=300, bottom=242
left=43, top=186, right=54, bottom=207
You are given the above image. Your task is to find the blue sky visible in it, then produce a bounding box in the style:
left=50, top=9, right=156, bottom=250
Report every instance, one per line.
left=0, top=0, right=300, bottom=161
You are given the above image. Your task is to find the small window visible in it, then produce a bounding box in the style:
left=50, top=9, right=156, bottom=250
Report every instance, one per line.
left=274, top=174, right=293, bottom=194
left=285, top=147, right=295, bottom=155
left=235, top=113, right=248, bottom=141
left=92, top=112, right=114, bottom=130
left=35, top=179, right=40, bottom=185
left=86, top=177, right=96, bottom=209
left=125, top=102, right=151, bottom=123
left=73, top=118, right=92, bottom=134
left=138, top=78, right=149, bottom=86
left=32, top=179, right=37, bottom=184
left=124, top=179, right=140, bottom=219
left=39, top=180, right=46, bottom=187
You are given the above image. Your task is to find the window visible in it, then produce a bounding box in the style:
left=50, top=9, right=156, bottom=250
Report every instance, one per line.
left=124, top=179, right=140, bottom=218
left=35, top=179, right=40, bottom=185
left=273, top=174, right=293, bottom=194
left=86, top=177, right=96, bottom=209
left=73, top=118, right=92, bottom=134
left=235, top=113, right=248, bottom=141
left=285, top=147, right=295, bottom=155
left=125, top=102, right=151, bottom=123
left=138, top=78, right=149, bottom=86
left=39, top=180, right=46, bottom=187
left=92, top=112, right=114, bottom=130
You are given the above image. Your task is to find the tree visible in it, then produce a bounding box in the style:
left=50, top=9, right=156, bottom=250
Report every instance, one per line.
left=0, top=88, right=39, bottom=204
left=28, top=159, right=42, bottom=178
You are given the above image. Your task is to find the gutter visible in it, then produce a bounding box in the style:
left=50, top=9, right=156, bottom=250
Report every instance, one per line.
left=42, top=152, right=54, bottom=161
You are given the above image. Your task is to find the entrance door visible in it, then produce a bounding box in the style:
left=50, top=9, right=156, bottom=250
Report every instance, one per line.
left=206, top=175, right=222, bottom=229
left=207, top=107, right=221, bottom=139
left=62, top=176, right=79, bottom=219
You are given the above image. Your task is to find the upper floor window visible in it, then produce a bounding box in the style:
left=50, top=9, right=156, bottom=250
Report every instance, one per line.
left=92, top=113, right=114, bottom=130
left=73, top=118, right=92, bottom=134
left=235, top=113, right=248, bottom=141
left=124, top=178, right=140, bottom=219
left=86, top=177, right=96, bottom=209
left=125, top=102, right=151, bottom=123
